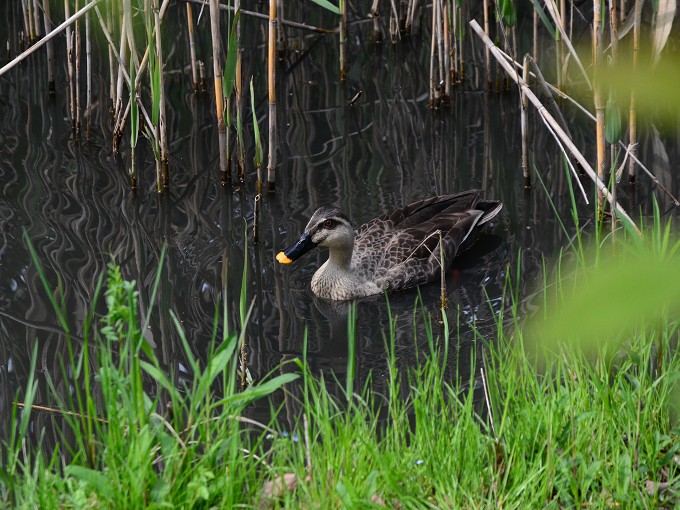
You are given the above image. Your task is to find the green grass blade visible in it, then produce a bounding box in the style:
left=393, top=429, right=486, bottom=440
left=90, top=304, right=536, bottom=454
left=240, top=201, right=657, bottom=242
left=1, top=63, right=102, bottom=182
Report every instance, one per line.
left=308, top=0, right=341, bottom=14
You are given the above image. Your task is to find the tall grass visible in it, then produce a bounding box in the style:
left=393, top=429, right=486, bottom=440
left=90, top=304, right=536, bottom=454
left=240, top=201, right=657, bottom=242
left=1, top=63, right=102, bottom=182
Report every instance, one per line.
left=3, top=216, right=680, bottom=507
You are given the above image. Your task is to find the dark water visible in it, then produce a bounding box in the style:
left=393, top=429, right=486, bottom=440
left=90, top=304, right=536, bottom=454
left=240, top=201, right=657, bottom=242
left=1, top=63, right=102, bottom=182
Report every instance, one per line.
left=1, top=3, right=678, bottom=441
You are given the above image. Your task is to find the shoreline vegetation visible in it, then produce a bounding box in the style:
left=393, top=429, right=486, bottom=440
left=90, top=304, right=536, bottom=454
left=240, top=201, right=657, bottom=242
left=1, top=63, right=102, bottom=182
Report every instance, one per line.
left=1, top=0, right=679, bottom=507
left=2, top=214, right=679, bottom=508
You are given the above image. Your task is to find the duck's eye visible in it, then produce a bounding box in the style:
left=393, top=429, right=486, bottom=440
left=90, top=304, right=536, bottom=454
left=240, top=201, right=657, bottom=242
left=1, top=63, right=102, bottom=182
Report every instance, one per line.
left=323, top=219, right=334, bottom=229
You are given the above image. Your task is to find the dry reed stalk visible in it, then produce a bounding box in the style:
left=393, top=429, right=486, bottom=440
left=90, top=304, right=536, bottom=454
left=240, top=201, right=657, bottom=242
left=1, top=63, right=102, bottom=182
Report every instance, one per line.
left=186, top=2, right=198, bottom=91
left=388, top=0, right=397, bottom=41
left=435, top=0, right=444, bottom=99
left=558, top=0, right=565, bottom=89
left=75, top=0, right=81, bottom=136
left=91, top=7, right=159, bottom=160
left=609, top=0, right=619, bottom=60
left=405, top=0, right=417, bottom=31
left=628, top=0, right=641, bottom=183
left=153, top=0, right=169, bottom=188
left=42, top=0, right=55, bottom=93
left=339, top=0, right=346, bottom=80
left=533, top=8, right=538, bottom=62
left=85, top=11, right=91, bottom=139
left=21, top=0, right=31, bottom=44
left=235, top=0, right=245, bottom=181
left=370, top=0, right=382, bottom=42
left=208, top=0, right=228, bottom=180
left=113, top=24, right=127, bottom=129
left=520, top=55, right=530, bottom=188
left=0, top=0, right=100, bottom=78
left=107, top=5, right=115, bottom=106
left=442, top=0, right=450, bottom=97
left=451, top=2, right=458, bottom=81
left=267, top=0, right=277, bottom=189
left=199, top=60, right=206, bottom=90
left=429, top=0, right=437, bottom=106
left=65, top=0, right=75, bottom=130
left=544, top=0, right=591, bottom=89
left=25, top=0, right=35, bottom=42
left=456, top=3, right=464, bottom=79
left=593, top=0, right=606, bottom=209
left=483, top=0, right=490, bottom=88
left=105, top=0, right=170, bottom=132
left=32, top=0, right=41, bottom=38
left=470, top=19, right=640, bottom=233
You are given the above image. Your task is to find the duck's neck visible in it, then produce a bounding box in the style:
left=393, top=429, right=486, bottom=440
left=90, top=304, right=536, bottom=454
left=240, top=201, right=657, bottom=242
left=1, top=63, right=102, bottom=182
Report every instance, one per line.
left=327, top=245, right=353, bottom=271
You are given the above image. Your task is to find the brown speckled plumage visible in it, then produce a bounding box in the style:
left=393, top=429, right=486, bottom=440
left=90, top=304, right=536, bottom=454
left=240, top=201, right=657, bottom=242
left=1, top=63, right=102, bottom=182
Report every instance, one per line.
left=278, top=190, right=502, bottom=300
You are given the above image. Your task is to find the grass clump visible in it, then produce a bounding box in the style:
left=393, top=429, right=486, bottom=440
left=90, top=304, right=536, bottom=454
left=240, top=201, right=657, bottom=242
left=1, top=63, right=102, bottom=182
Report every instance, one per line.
left=1, top=242, right=297, bottom=508
left=2, top=221, right=680, bottom=508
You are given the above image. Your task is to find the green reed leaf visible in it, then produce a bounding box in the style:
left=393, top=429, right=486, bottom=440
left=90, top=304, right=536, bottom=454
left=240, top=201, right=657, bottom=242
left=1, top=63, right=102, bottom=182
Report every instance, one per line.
left=250, top=78, right=263, bottom=168
left=223, top=10, right=241, bottom=103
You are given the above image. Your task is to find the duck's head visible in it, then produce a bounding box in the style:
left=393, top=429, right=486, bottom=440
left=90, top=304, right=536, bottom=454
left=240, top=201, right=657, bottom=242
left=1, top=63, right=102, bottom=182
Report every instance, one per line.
left=276, top=207, right=354, bottom=264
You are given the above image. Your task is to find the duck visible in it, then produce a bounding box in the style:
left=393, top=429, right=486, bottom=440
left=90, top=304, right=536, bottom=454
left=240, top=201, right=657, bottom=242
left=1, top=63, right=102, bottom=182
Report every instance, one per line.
left=276, top=190, right=502, bottom=300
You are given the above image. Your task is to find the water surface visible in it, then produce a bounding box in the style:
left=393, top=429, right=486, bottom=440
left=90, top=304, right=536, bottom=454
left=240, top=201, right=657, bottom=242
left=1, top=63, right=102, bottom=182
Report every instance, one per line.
left=0, top=2, right=678, bottom=440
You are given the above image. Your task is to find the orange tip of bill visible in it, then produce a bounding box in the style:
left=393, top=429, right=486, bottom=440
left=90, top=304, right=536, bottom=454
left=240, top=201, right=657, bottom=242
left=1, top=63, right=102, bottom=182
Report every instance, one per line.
left=276, top=251, right=292, bottom=264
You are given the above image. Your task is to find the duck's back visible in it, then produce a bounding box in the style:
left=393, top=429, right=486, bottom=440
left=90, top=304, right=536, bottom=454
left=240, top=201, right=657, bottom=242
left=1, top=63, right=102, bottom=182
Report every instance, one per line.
left=351, top=191, right=501, bottom=292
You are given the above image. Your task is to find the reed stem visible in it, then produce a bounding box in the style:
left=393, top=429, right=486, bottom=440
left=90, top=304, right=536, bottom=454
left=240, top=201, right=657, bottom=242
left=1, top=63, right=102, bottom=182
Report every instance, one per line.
left=42, top=0, right=55, bottom=93
left=521, top=55, right=530, bottom=188
left=153, top=0, right=168, bottom=188
left=339, top=0, right=346, bottom=80
left=267, top=0, right=277, bottom=189
left=533, top=7, right=538, bottom=62
left=482, top=0, right=490, bottom=88
left=86, top=11, right=91, bottom=139
left=65, top=0, right=75, bottom=131
left=429, top=0, right=436, bottom=106
left=236, top=51, right=245, bottom=182
left=209, top=0, right=228, bottom=179
left=370, top=0, right=382, bottom=42
left=628, top=0, right=641, bottom=183
left=21, top=0, right=31, bottom=45
left=26, top=0, right=36, bottom=42
left=107, top=5, right=115, bottom=106
left=253, top=194, right=261, bottom=244
left=32, top=0, right=41, bottom=38
left=435, top=0, right=444, bottom=101
left=593, top=0, right=606, bottom=209
left=75, top=0, right=81, bottom=137
left=442, top=0, right=450, bottom=97
left=186, top=2, right=198, bottom=91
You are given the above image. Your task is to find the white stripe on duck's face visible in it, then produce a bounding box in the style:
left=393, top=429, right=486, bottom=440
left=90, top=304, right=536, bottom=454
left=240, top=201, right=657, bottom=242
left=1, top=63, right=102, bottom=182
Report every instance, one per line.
left=306, top=207, right=354, bottom=249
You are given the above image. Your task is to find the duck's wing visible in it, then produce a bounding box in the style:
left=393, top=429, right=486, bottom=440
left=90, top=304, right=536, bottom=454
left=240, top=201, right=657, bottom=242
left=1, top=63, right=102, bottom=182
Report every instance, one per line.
left=374, top=207, right=486, bottom=291
left=352, top=192, right=482, bottom=278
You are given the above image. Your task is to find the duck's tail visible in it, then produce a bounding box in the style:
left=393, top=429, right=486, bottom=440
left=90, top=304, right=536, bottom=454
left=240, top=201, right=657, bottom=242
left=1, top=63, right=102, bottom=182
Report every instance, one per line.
left=475, top=200, right=503, bottom=226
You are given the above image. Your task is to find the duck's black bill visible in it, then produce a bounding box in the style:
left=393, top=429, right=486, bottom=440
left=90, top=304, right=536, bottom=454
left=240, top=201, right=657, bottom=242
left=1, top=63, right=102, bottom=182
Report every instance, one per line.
left=276, top=232, right=317, bottom=264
